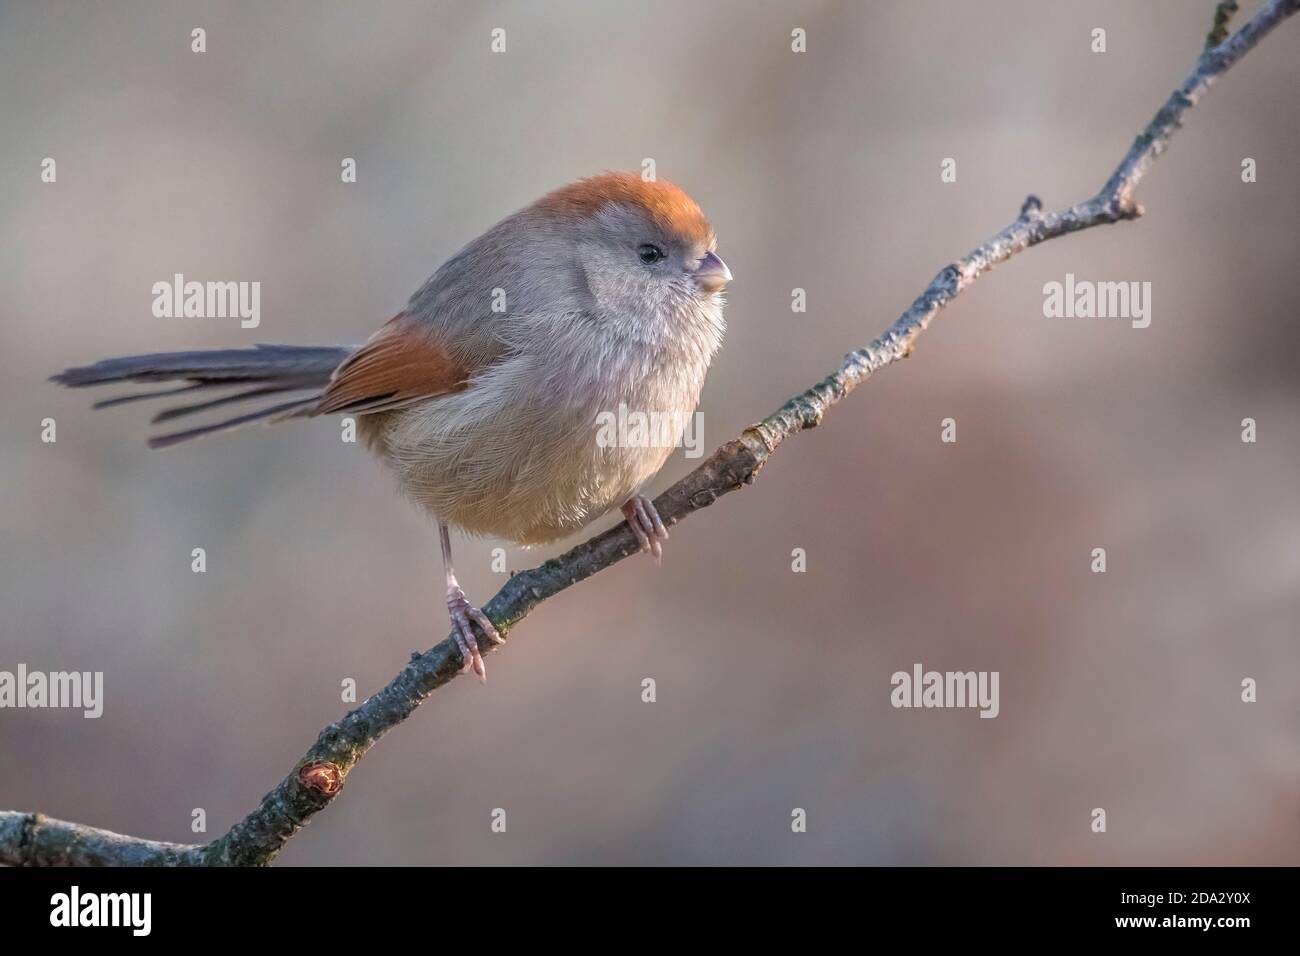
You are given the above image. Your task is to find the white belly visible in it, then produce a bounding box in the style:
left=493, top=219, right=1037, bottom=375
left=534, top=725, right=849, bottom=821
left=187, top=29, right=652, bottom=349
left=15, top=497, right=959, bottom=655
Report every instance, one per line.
left=363, top=343, right=707, bottom=545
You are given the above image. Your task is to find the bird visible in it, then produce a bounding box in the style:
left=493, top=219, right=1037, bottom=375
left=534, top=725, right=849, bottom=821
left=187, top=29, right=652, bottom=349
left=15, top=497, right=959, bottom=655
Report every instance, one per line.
left=52, top=171, right=732, bottom=680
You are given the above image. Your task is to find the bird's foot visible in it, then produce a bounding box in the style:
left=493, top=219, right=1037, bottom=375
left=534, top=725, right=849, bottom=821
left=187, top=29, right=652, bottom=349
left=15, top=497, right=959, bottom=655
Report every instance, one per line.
left=622, top=495, right=669, bottom=564
left=447, top=585, right=503, bottom=682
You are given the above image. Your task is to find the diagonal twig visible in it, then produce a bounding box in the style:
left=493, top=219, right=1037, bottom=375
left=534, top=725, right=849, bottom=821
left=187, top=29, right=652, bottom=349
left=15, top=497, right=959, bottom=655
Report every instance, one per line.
left=2, top=0, right=1295, bottom=866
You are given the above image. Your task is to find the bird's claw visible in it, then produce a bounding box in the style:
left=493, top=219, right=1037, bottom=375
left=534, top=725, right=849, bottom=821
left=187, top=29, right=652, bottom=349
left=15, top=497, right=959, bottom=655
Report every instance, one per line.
left=447, top=585, right=503, bottom=682
left=622, top=495, right=669, bottom=564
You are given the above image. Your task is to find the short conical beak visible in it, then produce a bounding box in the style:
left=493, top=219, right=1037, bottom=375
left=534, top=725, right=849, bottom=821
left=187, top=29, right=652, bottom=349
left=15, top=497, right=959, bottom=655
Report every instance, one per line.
left=692, top=251, right=733, bottom=293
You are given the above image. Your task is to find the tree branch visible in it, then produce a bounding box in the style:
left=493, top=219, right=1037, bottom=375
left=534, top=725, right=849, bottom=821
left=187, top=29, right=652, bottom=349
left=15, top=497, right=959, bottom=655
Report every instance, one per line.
left=0, top=812, right=202, bottom=867
left=3, top=0, right=1295, bottom=867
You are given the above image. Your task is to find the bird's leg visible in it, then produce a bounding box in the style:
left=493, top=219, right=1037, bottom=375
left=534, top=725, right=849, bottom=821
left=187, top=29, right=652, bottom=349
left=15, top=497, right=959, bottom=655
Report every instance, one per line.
left=621, top=495, right=669, bottom=564
left=439, top=522, right=502, bottom=682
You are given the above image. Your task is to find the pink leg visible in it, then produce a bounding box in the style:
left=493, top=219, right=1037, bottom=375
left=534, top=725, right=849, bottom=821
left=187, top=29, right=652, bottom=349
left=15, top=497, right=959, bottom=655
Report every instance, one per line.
left=440, top=522, right=503, bottom=682
left=621, top=495, right=669, bottom=564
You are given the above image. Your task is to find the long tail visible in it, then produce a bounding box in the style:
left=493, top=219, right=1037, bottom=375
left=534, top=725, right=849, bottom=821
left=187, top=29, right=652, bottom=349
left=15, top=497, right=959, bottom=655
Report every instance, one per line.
left=51, top=344, right=355, bottom=448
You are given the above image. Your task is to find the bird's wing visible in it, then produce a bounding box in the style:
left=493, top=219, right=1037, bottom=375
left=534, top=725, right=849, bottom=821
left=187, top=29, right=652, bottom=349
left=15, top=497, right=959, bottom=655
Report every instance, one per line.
left=314, top=314, right=473, bottom=415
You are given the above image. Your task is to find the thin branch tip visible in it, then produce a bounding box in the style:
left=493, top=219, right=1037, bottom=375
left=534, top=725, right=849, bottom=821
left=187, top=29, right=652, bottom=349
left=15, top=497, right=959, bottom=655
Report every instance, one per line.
left=1206, top=0, right=1241, bottom=51
left=1019, top=194, right=1044, bottom=219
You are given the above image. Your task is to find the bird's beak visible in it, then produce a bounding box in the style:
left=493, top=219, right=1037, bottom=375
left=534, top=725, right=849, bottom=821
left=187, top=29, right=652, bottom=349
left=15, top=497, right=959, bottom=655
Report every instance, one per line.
left=692, top=251, right=733, bottom=293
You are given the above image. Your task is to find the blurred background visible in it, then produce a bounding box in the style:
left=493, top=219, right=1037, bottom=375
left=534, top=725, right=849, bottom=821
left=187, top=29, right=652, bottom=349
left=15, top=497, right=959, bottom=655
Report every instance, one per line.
left=1, top=0, right=1296, bottom=865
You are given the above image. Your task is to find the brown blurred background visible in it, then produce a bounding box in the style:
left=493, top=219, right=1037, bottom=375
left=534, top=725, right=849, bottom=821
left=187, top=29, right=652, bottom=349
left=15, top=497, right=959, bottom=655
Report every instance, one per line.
left=1, top=0, right=1296, bottom=865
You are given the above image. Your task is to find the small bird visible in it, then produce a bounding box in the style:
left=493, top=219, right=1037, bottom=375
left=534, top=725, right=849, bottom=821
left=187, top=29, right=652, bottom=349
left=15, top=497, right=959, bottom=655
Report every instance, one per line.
left=53, top=172, right=732, bottom=680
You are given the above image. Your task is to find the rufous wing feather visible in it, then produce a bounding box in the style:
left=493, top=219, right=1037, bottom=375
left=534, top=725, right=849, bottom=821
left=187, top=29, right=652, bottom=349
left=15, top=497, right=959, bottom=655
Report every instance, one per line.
left=315, top=316, right=470, bottom=415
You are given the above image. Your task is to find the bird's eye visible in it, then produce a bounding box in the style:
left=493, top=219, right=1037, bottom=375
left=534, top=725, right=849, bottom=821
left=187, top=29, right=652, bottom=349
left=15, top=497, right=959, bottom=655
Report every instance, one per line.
left=637, top=244, right=665, bottom=264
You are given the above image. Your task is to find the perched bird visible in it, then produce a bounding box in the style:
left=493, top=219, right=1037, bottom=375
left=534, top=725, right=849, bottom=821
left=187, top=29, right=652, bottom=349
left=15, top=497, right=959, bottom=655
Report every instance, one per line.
left=52, top=172, right=732, bottom=679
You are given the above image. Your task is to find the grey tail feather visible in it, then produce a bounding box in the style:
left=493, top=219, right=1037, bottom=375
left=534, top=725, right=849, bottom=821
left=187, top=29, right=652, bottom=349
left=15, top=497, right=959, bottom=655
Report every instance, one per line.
left=151, top=383, right=317, bottom=423
left=52, top=344, right=355, bottom=448
left=147, top=397, right=320, bottom=449
left=93, top=383, right=208, bottom=409
left=51, top=344, right=353, bottom=387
